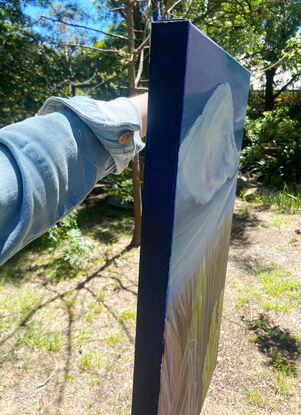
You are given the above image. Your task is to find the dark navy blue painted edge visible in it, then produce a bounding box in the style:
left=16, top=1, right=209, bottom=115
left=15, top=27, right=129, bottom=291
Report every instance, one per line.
left=131, top=20, right=189, bottom=415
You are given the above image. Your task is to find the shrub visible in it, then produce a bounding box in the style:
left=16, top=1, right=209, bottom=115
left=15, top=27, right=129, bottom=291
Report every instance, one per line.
left=43, top=210, right=93, bottom=267
left=102, top=167, right=134, bottom=207
left=241, top=107, right=301, bottom=186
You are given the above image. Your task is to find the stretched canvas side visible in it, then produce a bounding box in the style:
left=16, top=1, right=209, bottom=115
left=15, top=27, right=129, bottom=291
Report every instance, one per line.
left=131, top=20, right=189, bottom=415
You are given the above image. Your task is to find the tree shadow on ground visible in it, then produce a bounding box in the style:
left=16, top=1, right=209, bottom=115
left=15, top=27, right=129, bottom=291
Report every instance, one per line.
left=0, top=244, right=136, bottom=361
left=243, top=313, right=301, bottom=375
left=229, top=210, right=270, bottom=274
left=230, top=210, right=262, bottom=247
left=77, top=195, right=134, bottom=245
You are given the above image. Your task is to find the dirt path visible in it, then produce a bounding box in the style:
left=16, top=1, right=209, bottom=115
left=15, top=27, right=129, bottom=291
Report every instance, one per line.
left=203, top=199, right=301, bottom=415
left=0, top=198, right=300, bottom=415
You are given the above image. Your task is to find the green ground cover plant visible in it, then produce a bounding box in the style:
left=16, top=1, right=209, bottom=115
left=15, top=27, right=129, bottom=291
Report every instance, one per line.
left=241, top=186, right=301, bottom=214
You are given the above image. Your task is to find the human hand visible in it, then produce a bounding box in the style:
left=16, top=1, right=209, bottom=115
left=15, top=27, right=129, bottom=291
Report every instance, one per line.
left=129, top=93, right=148, bottom=138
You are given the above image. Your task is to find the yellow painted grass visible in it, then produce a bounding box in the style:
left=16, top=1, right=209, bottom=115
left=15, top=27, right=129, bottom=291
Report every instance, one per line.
left=158, top=215, right=232, bottom=415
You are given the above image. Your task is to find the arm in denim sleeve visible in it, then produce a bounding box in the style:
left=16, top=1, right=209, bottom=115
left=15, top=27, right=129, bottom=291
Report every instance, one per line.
left=0, top=96, right=144, bottom=266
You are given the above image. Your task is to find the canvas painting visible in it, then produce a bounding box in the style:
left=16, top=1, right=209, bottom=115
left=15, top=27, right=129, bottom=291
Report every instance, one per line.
left=132, top=20, right=250, bottom=415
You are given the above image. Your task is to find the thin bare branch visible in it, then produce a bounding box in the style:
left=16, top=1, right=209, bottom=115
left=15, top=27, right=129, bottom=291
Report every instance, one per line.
left=263, top=53, right=291, bottom=72
left=273, top=72, right=301, bottom=98
left=70, top=72, right=99, bottom=87
left=135, top=86, right=149, bottom=92
left=60, top=42, right=123, bottom=54
left=134, top=34, right=150, bottom=57
left=40, top=15, right=128, bottom=41
left=110, top=0, right=127, bottom=19
left=166, top=0, right=183, bottom=15
left=135, top=48, right=144, bottom=87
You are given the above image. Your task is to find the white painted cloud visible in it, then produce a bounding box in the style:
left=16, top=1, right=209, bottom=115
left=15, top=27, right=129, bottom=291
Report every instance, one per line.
left=168, top=83, right=239, bottom=287
left=177, top=83, right=239, bottom=206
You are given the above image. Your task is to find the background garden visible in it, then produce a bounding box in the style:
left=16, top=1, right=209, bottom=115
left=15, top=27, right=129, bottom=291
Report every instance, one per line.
left=0, top=1, right=300, bottom=414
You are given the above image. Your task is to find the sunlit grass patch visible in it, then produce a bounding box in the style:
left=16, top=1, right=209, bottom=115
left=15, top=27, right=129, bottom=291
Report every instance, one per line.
left=252, top=367, right=267, bottom=377
left=262, top=301, right=293, bottom=312
left=236, top=293, right=251, bottom=309
left=249, top=334, right=258, bottom=342
left=0, top=285, right=43, bottom=335
left=252, top=187, right=301, bottom=214
left=78, top=350, right=103, bottom=372
left=246, top=388, right=264, bottom=405
left=270, top=215, right=291, bottom=229
left=105, top=330, right=123, bottom=347
left=257, top=269, right=301, bottom=298
left=84, top=301, right=104, bottom=323
left=74, top=327, right=94, bottom=347
left=272, top=372, right=292, bottom=395
left=118, top=309, right=136, bottom=325
left=16, top=323, right=63, bottom=352
left=234, top=283, right=261, bottom=309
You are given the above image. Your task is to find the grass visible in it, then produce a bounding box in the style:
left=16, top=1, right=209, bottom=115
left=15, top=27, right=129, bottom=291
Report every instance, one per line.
left=118, top=309, right=136, bottom=325
left=74, top=327, right=93, bottom=347
left=271, top=352, right=291, bottom=375
left=240, top=205, right=251, bottom=217
left=64, top=372, right=74, bottom=382
left=16, top=323, right=63, bottom=352
left=261, top=301, right=292, bottom=312
left=105, top=330, right=123, bottom=347
left=270, top=215, right=291, bottom=229
left=231, top=263, right=301, bottom=314
left=78, top=351, right=103, bottom=372
left=272, top=372, right=292, bottom=395
left=234, top=263, right=301, bottom=313
left=252, top=187, right=301, bottom=214
left=257, top=268, right=301, bottom=298
left=247, top=388, right=263, bottom=405
left=234, top=284, right=259, bottom=309
left=236, top=293, right=251, bottom=309
left=253, top=367, right=267, bottom=377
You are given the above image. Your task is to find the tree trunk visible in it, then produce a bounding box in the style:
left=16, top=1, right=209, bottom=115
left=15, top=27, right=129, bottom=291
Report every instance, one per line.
left=264, top=67, right=276, bottom=111
left=126, top=0, right=142, bottom=247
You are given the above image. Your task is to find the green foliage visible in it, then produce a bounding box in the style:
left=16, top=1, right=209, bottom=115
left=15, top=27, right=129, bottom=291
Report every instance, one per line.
left=118, top=309, right=136, bottom=325
left=43, top=210, right=93, bottom=267
left=103, top=168, right=133, bottom=207
left=242, top=106, right=301, bottom=186
left=273, top=372, right=292, bottom=394
left=252, top=186, right=301, bottom=214
left=257, top=268, right=301, bottom=298
left=78, top=350, right=103, bottom=372
left=17, top=323, right=63, bottom=352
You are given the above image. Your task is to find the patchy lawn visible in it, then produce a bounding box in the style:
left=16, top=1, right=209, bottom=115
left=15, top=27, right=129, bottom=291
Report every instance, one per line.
left=0, top=189, right=300, bottom=415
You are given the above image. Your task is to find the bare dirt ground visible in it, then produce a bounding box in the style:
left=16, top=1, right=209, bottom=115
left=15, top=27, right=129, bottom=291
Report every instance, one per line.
left=0, top=194, right=300, bottom=415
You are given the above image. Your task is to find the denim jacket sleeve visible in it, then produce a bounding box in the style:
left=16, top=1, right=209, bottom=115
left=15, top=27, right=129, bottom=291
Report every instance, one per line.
left=0, top=96, right=144, bottom=266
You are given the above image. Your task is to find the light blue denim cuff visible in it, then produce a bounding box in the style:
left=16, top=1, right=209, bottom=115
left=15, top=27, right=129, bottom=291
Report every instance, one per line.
left=38, top=96, right=145, bottom=174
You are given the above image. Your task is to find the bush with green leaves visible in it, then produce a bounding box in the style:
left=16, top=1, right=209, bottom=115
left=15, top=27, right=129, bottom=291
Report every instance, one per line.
left=241, top=107, right=301, bottom=186
left=43, top=210, right=93, bottom=267
left=103, top=168, right=134, bottom=207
